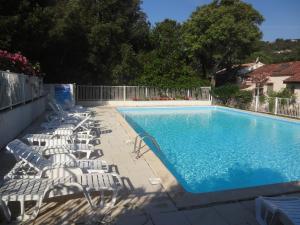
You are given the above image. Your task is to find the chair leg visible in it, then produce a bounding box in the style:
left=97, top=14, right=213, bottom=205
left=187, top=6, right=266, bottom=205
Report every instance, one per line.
left=98, top=191, right=105, bottom=209
left=0, top=200, right=11, bottom=222
left=108, top=190, right=118, bottom=208
left=16, top=199, right=31, bottom=222
left=86, top=151, right=91, bottom=159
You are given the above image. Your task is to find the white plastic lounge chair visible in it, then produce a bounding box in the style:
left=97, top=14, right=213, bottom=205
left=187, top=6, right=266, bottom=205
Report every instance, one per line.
left=49, top=101, right=91, bottom=118
left=256, top=196, right=300, bottom=225
left=42, top=115, right=95, bottom=136
left=49, top=96, right=88, bottom=111
left=0, top=173, right=122, bottom=222
left=42, top=114, right=97, bottom=130
left=23, top=134, right=95, bottom=158
left=5, top=140, right=108, bottom=179
left=25, top=133, right=95, bottom=145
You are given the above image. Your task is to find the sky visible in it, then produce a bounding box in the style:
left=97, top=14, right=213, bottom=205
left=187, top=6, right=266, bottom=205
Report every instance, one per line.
left=141, top=0, right=300, bottom=42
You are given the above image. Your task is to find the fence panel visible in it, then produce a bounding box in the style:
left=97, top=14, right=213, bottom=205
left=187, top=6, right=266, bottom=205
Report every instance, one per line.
left=0, top=72, right=10, bottom=109
left=0, top=71, right=43, bottom=111
left=277, top=98, right=300, bottom=118
left=76, top=85, right=211, bottom=101
left=250, top=96, right=300, bottom=119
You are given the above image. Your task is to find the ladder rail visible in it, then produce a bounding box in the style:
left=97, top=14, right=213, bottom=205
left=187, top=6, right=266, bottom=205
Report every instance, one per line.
left=133, top=133, right=161, bottom=159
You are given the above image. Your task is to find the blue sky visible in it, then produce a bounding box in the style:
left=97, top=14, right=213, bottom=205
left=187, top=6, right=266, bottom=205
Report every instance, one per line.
left=141, top=0, right=300, bottom=42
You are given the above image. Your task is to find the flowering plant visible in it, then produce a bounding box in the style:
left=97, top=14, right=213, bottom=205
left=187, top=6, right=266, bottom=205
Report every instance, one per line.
left=0, top=50, right=41, bottom=76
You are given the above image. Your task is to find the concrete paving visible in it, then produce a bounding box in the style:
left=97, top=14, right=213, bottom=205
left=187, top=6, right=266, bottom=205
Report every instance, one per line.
left=0, top=106, right=299, bottom=224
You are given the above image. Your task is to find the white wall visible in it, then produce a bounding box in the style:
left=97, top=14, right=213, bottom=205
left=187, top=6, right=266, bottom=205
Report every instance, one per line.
left=0, top=97, right=46, bottom=149
left=77, top=100, right=212, bottom=107
left=263, top=76, right=290, bottom=92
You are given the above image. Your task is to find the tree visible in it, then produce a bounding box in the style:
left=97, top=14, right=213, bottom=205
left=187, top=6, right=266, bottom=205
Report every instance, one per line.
left=136, top=19, right=209, bottom=88
left=211, top=84, right=239, bottom=105
left=0, top=0, right=150, bottom=84
left=183, top=0, right=264, bottom=86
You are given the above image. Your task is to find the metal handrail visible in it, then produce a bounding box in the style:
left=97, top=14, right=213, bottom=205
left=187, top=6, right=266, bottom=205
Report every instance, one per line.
left=133, top=133, right=161, bottom=159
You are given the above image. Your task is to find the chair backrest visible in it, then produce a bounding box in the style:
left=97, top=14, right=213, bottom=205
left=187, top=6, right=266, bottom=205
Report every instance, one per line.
left=6, top=140, right=51, bottom=171
left=23, top=134, right=73, bottom=146
left=73, top=115, right=91, bottom=131
left=48, top=101, right=60, bottom=114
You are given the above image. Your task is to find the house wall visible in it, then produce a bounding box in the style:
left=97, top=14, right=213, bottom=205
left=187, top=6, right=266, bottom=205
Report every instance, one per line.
left=286, top=83, right=300, bottom=99
left=263, top=76, right=290, bottom=93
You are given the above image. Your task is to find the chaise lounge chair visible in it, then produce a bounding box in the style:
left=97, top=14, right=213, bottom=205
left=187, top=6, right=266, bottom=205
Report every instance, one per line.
left=5, top=139, right=109, bottom=179
left=49, top=99, right=91, bottom=118
left=23, top=134, right=96, bottom=158
left=41, top=114, right=95, bottom=136
left=0, top=173, right=122, bottom=222
left=256, top=196, right=300, bottom=225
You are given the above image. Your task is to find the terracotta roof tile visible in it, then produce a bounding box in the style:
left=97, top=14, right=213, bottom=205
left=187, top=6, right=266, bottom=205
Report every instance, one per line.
left=284, top=73, right=300, bottom=83
left=248, top=61, right=300, bottom=83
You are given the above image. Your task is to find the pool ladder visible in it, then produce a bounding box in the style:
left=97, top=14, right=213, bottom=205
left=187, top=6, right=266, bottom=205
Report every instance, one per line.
left=133, top=133, right=161, bottom=159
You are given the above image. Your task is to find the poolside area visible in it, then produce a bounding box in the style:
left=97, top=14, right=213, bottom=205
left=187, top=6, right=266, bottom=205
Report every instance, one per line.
left=1, top=106, right=300, bottom=225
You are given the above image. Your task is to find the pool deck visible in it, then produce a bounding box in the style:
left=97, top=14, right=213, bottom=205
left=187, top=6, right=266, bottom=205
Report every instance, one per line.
left=1, top=106, right=300, bottom=224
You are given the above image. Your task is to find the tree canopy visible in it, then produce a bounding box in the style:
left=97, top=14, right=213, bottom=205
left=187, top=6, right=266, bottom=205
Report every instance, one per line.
left=0, top=0, right=267, bottom=88
left=183, top=0, right=264, bottom=83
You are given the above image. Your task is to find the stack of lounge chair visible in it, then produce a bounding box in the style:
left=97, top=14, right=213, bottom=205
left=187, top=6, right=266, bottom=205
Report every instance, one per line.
left=256, top=196, right=300, bottom=225
left=0, top=99, right=123, bottom=222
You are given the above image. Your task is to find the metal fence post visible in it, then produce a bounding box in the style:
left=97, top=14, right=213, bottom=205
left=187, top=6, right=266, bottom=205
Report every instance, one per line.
left=123, top=85, right=126, bottom=101
left=145, top=87, right=148, bottom=98
left=22, top=75, right=25, bottom=104
left=6, top=73, right=13, bottom=109
left=255, top=95, right=259, bottom=112
left=274, top=97, right=278, bottom=115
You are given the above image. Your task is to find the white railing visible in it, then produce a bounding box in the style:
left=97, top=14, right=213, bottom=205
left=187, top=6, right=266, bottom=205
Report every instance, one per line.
left=0, top=70, right=44, bottom=111
left=251, top=96, right=300, bottom=118
left=76, top=85, right=211, bottom=101
left=133, top=133, right=161, bottom=159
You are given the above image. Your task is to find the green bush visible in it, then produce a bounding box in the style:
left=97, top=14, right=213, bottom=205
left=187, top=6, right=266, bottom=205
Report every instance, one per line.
left=211, top=84, right=239, bottom=105
left=268, top=88, right=294, bottom=99
left=234, top=90, right=253, bottom=109
left=259, top=94, right=266, bottom=104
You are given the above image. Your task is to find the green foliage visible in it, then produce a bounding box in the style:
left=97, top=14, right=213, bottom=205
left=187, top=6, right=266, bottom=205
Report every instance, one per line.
left=0, top=0, right=149, bottom=84
left=246, top=39, right=300, bottom=64
left=268, top=88, right=294, bottom=99
left=183, top=0, right=264, bottom=81
left=234, top=90, right=253, bottom=109
left=259, top=94, right=266, bottom=104
left=136, top=19, right=209, bottom=88
left=268, top=88, right=296, bottom=108
left=211, top=84, right=239, bottom=105
left=212, top=84, right=253, bottom=109
left=0, top=0, right=265, bottom=88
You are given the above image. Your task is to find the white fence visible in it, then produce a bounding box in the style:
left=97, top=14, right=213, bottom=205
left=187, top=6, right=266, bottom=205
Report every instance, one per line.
left=252, top=96, right=300, bottom=118
left=0, top=71, right=44, bottom=111
left=76, top=85, right=211, bottom=101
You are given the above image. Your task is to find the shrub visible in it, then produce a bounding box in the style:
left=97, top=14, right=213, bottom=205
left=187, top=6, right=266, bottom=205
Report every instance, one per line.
left=234, top=90, right=253, bottom=109
left=211, top=84, right=239, bottom=105
left=0, top=49, right=41, bottom=75
left=268, top=88, right=294, bottom=99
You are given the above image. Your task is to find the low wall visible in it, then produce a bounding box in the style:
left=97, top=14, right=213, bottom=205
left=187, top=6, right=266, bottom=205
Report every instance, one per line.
left=0, top=97, right=46, bottom=149
left=77, top=100, right=212, bottom=107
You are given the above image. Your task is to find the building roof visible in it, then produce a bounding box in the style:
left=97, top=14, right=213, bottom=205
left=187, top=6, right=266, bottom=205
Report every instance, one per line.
left=284, top=73, right=300, bottom=83
left=248, top=61, right=300, bottom=84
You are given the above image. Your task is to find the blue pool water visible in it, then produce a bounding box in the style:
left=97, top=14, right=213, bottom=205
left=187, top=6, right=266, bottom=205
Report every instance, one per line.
left=118, top=106, right=300, bottom=193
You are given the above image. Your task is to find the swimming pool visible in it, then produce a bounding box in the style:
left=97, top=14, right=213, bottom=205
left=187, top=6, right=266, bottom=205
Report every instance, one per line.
left=118, top=106, right=300, bottom=193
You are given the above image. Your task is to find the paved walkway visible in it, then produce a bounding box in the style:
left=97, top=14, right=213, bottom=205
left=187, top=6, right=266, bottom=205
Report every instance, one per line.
left=1, top=106, right=299, bottom=225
